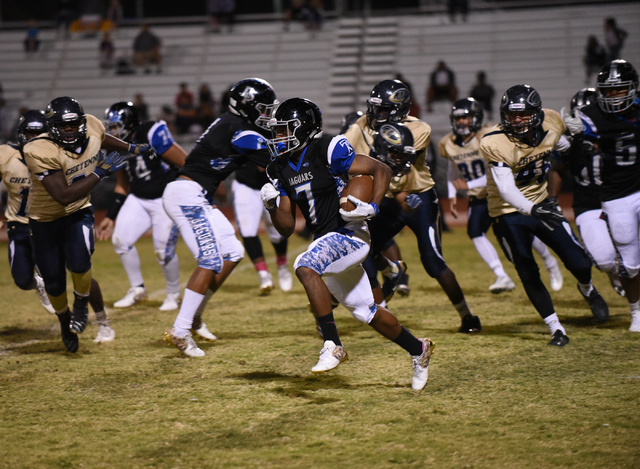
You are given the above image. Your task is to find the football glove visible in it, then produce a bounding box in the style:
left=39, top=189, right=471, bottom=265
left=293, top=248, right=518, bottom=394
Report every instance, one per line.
left=405, top=193, right=423, bottom=210
left=93, top=151, right=127, bottom=180
left=560, top=107, right=584, bottom=136
left=339, top=195, right=379, bottom=222
left=128, top=143, right=152, bottom=155
left=531, top=198, right=564, bottom=231
left=260, top=182, right=279, bottom=210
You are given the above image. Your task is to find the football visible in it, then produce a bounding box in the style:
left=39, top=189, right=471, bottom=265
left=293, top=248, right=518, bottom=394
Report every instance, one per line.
left=340, top=176, right=373, bottom=211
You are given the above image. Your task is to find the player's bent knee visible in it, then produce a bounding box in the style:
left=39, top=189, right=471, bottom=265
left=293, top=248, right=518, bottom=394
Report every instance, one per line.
left=348, top=302, right=377, bottom=324
left=13, top=275, right=33, bottom=291
left=112, top=234, right=132, bottom=256
left=622, top=265, right=640, bottom=279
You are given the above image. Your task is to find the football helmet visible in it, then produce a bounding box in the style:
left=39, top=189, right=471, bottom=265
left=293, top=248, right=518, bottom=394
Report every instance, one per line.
left=228, top=78, right=278, bottom=130
left=450, top=98, right=484, bottom=137
left=104, top=101, right=140, bottom=140
left=366, top=79, right=412, bottom=130
left=339, top=110, right=363, bottom=134
left=570, top=88, right=597, bottom=111
left=499, top=84, right=543, bottom=138
left=266, top=97, right=323, bottom=159
left=373, top=122, right=417, bottom=177
left=45, top=96, right=88, bottom=150
left=596, top=60, right=638, bottom=114
left=16, top=110, right=48, bottom=147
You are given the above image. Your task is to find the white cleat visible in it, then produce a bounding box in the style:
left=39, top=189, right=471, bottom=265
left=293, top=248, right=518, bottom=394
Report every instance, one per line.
left=258, top=270, right=273, bottom=296
left=35, top=274, right=55, bottom=314
left=93, top=321, right=116, bottom=343
left=488, top=276, right=516, bottom=294
left=159, top=292, right=181, bottom=311
left=411, top=338, right=435, bottom=390
left=114, top=286, right=147, bottom=308
left=191, top=322, right=218, bottom=341
left=164, top=327, right=205, bottom=357
left=311, top=340, right=348, bottom=374
left=548, top=260, right=563, bottom=292
left=277, top=265, right=293, bottom=292
left=630, top=311, right=640, bottom=332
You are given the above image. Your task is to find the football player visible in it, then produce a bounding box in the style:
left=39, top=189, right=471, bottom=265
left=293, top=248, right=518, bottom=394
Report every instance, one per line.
left=23, top=96, right=145, bottom=353
left=260, top=98, right=434, bottom=390
left=162, top=78, right=278, bottom=357
left=441, top=98, right=563, bottom=294
left=97, top=101, right=187, bottom=311
left=231, top=161, right=293, bottom=295
left=548, top=88, right=624, bottom=297
left=344, top=79, right=480, bottom=333
left=567, top=60, right=640, bottom=332
left=481, top=84, right=609, bottom=347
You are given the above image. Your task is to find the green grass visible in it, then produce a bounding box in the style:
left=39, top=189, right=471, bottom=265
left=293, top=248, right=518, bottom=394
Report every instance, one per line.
left=1, top=227, right=639, bottom=468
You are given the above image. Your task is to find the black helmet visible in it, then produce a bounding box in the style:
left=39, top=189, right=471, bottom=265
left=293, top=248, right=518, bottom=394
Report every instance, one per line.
left=366, top=79, right=412, bottom=130
left=596, top=60, right=638, bottom=113
left=450, top=98, right=484, bottom=138
left=570, top=88, right=597, bottom=111
left=339, top=110, right=363, bottom=134
left=228, top=78, right=278, bottom=130
left=373, top=122, right=417, bottom=177
left=266, top=97, right=323, bottom=159
left=499, top=84, right=543, bottom=138
left=16, top=109, right=48, bottom=147
left=45, top=96, right=88, bottom=150
left=104, top=101, right=140, bottom=140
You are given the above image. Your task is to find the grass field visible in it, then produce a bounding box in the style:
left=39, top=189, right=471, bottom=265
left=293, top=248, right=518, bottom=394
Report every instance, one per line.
left=0, top=227, right=639, bottom=468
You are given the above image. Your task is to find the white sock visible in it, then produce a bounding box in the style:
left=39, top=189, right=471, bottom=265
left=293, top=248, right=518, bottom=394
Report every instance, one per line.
left=544, top=313, right=566, bottom=335
left=173, top=289, right=205, bottom=337
left=454, top=300, right=471, bottom=319
left=578, top=281, right=594, bottom=297
left=161, top=254, right=181, bottom=294
left=629, top=299, right=640, bottom=313
left=472, top=235, right=507, bottom=278
left=119, top=247, right=144, bottom=288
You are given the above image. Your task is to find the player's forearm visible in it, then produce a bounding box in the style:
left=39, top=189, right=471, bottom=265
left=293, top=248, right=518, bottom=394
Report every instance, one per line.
left=269, top=208, right=296, bottom=238
left=370, top=163, right=392, bottom=207
left=42, top=173, right=101, bottom=206
left=491, top=165, right=535, bottom=215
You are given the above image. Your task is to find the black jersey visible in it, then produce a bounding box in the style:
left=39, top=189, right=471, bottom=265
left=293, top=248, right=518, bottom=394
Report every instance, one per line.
left=180, top=112, right=271, bottom=198
left=580, top=102, right=640, bottom=202
left=128, top=120, right=178, bottom=200
left=235, top=161, right=268, bottom=190
left=267, top=135, right=356, bottom=238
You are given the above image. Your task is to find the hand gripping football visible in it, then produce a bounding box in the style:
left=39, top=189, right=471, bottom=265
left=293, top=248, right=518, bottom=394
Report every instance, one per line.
left=340, top=176, right=373, bottom=212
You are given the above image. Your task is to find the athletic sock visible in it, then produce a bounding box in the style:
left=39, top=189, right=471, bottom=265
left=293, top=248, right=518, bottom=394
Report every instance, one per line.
left=578, top=281, right=594, bottom=297
left=544, top=313, right=566, bottom=335
left=173, top=289, right=205, bottom=337
left=392, top=326, right=424, bottom=356
left=454, top=300, right=471, bottom=319
left=316, top=312, right=341, bottom=346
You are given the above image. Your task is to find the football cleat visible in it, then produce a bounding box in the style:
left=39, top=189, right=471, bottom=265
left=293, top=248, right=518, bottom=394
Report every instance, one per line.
left=458, top=314, right=482, bottom=333
left=548, top=260, right=563, bottom=292
left=164, top=327, right=205, bottom=357
left=411, top=338, right=435, bottom=390
left=93, top=321, right=116, bottom=343
left=70, top=292, right=89, bottom=334
left=548, top=330, right=570, bottom=346
left=396, top=272, right=410, bottom=297
left=190, top=314, right=218, bottom=342
left=258, top=270, right=273, bottom=296
left=488, top=276, right=516, bottom=294
left=159, top=292, right=181, bottom=311
left=57, top=309, right=79, bottom=353
left=311, top=340, right=348, bottom=373
left=277, top=265, right=293, bottom=292
left=35, top=275, right=55, bottom=314
left=381, top=260, right=408, bottom=303
left=577, top=284, right=609, bottom=322
left=114, top=286, right=147, bottom=308
left=629, top=311, right=640, bottom=332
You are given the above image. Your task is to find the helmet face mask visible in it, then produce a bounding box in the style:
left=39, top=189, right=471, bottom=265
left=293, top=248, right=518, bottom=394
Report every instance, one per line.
left=366, top=80, right=412, bottom=130
left=596, top=60, right=638, bottom=114
left=104, top=102, right=140, bottom=140
left=450, top=98, right=483, bottom=138
left=45, top=97, right=88, bottom=151
left=17, top=110, right=48, bottom=147
left=373, top=123, right=416, bottom=177
left=266, top=98, right=322, bottom=160
left=228, top=78, right=278, bottom=130
left=499, top=85, right=542, bottom=139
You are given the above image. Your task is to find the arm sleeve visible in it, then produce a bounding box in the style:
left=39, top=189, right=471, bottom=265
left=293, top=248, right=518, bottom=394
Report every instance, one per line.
left=466, top=174, right=487, bottom=190
left=149, top=121, right=175, bottom=155
left=490, top=163, right=535, bottom=215
left=446, top=160, right=457, bottom=199
left=328, top=135, right=356, bottom=175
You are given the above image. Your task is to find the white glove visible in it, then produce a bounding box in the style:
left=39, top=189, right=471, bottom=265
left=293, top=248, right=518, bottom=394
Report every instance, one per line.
left=339, top=195, right=379, bottom=222
left=561, top=107, right=584, bottom=136
left=260, top=182, right=279, bottom=210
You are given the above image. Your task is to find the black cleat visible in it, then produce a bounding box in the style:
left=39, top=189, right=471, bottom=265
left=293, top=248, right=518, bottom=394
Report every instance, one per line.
left=70, top=292, right=89, bottom=334
left=57, top=310, right=79, bottom=353
left=458, top=314, right=482, bottom=333
left=396, top=272, right=410, bottom=298
left=548, top=330, right=569, bottom=346
left=381, top=261, right=408, bottom=303
left=577, top=284, right=609, bottom=322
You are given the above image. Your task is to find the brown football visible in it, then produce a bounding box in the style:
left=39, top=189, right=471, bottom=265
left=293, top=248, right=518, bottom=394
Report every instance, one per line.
left=340, top=176, right=374, bottom=211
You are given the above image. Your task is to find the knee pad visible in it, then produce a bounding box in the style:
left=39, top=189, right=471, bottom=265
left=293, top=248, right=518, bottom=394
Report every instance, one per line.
left=112, top=234, right=132, bottom=256
left=348, top=302, right=377, bottom=324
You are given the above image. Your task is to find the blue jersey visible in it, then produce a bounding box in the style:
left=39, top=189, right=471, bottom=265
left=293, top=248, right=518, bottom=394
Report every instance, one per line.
left=128, top=120, right=178, bottom=199
left=267, top=135, right=355, bottom=238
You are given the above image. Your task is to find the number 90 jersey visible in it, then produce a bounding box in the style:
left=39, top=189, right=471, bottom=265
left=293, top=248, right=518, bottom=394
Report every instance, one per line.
left=481, top=109, right=565, bottom=218
left=0, top=144, right=33, bottom=224
left=439, top=129, right=490, bottom=199
left=24, top=114, right=105, bottom=221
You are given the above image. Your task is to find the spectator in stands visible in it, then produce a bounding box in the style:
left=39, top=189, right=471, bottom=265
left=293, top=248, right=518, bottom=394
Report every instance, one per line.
left=24, top=19, right=40, bottom=53
left=426, top=60, right=458, bottom=113
left=219, top=84, right=232, bottom=115
left=469, top=70, right=495, bottom=120
left=302, top=0, right=324, bottom=34
left=175, top=83, right=197, bottom=135
left=133, top=93, right=149, bottom=121
left=447, top=0, right=468, bottom=23
left=0, top=98, right=11, bottom=143
left=197, top=83, right=217, bottom=130
left=76, top=0, right=105, bottom=37
left=106, top=0, right=123, bottom=30
left=55, top=0, right=78, bottom=37
left=583, top=35, right=607, bottom=85
left=99, top=32, right=115, bottom=69
left=603, top=17, right=627, bottom=63
left=283, top=0, right=304, bottom=31
left=133, top=23, right=162, bottom=74
left=207, top=0, right=236, bottom=33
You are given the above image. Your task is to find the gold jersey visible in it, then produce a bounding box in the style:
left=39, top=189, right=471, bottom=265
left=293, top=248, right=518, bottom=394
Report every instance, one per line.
left=439, top=128, right=490, bottom=199
left=343, top=115, right=434, bottom=196
left=24, top=114, right=105, bottom=221
left=0, top=144, right=35, bottom=224
left=481, top=109, right=566, bottom=218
